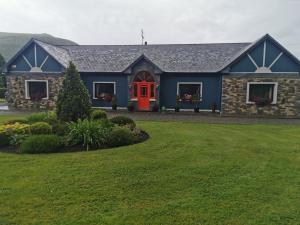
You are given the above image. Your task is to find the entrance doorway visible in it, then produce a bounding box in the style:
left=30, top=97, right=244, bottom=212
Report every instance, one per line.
left=132, top=71, right=156, bottom=111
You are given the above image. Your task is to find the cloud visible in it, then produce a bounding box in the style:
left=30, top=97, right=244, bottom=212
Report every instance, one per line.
left=0, top=0, right=299, bottom=57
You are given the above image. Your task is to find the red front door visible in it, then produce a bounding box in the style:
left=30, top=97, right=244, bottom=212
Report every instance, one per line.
left=138, top=82, right=150, bottom=111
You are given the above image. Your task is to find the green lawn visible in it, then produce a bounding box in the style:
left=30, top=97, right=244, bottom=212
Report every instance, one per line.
left=1, top=115, right=300, bottom=225
left=0, top=98, right=6, bottom=103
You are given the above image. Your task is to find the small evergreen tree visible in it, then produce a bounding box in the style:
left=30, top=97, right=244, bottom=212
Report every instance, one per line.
left=56, top=62, right=91, bottom=121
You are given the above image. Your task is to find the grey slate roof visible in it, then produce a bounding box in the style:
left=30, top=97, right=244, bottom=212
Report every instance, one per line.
left=36, top=40, right=71, bottom=68
left=58, top=43, right=251, bottom=73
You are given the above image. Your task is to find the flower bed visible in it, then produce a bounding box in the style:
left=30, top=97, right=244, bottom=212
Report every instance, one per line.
left=0, top=110, right=148, bottom=154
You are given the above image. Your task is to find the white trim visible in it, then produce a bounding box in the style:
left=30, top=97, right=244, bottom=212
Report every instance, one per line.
left=22, top=55, right=32, bottom=68
left=40, top=55, right=49, bottom=69
left=247, top=54, right=259, bottom=69
left=263, top=41, right=266, bottom=67
left=246, top=82, right=278, bottom=104
left=176, top=82, right=203, bottom=101
left=268, top=52, right=283, bottom=69
left=25, top=80, right=49, bottom=100
left=92, top=81, right=116, bottom=99
left=34, top=44, right=37, bottom=67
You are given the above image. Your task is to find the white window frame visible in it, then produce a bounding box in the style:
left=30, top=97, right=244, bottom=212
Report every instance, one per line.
left=246, top=82, right=278, bottom=104
left=93, top=81, right=116, bottom=100
left=176, top=82, right=203, bottom=101
left=25, top=80, right=49, bottom=100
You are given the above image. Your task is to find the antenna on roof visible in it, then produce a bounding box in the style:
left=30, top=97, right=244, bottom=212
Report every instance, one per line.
left=141, top=29, right=144, bottom=45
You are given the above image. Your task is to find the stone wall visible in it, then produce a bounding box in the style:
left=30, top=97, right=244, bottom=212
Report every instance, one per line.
left=6, top=73, right=64, bottom=110
left=221, top=73, right=300, bottom=117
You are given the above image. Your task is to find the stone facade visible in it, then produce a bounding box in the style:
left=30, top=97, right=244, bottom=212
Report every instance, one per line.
left=221, top=73, right=300, bottom=117
left=6, top=73, right=64, bottom=110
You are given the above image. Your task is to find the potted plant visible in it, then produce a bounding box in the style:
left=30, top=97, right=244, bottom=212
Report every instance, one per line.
left=174, top=95, right=180, bottom=112
left=152, top=102, right=159, bottom=112
left=111, top=95, right=117, bottom=110
left=127, top=101, right=134, bottom=112
left=192, top=94, right=200, bottom=113
left=211, top=102, right=217, bottom=113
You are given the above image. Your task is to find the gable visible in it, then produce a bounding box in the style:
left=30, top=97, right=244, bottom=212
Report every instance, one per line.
left=123, top=55, right=163, bottom=74
left=229, top=37, right=300, bottom=73
left=7, top=41, right=64, bottom=73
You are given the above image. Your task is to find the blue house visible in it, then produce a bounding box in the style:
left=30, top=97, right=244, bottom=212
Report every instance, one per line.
left=4, top=34, right=300, bottom=116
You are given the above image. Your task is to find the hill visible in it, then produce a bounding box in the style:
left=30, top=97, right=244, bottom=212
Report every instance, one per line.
left=0, top=32, right=77, bottom=61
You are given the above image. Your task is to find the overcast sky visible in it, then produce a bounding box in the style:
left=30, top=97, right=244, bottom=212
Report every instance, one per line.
left=1, top=0, right=300, bottom=57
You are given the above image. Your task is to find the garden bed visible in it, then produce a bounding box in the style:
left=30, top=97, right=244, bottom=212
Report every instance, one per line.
left=0, top=110, right=149, bottom=154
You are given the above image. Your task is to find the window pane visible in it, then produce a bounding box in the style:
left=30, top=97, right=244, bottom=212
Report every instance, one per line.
left=94, top=83, right=114, bottom=102
left=28, top=81, right=47, bottom=100
left=140, top=86, right=147, bottom=97
left=150, top=84, right=155, bottom=98
left=179, top=84, right=201, bottom=102
left=249, top=84, right=274, bottom=102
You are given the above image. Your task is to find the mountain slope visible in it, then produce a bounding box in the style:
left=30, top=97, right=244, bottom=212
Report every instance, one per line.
left=0, top=32, right=77, bottom=61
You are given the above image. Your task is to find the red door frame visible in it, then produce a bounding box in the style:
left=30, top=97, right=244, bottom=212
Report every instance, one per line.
left=132, top=81, right=155, bottom=111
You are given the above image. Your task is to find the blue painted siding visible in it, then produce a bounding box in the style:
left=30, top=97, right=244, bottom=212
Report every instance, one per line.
left=8, top=42, right=63, bottom=73
left=80, top=73, right=128, bottom=108
left=160, top=73, right=222, bottom=110
left=230, top=38, right=300, bottom=73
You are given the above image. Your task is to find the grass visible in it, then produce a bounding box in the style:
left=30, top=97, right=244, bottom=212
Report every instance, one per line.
left=0, top=115, right=300, bottom=224
left=0, top=98, right=6, bottom=103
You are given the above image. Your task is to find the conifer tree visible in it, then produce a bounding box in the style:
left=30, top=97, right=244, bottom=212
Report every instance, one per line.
left=56, top=62, right=91, bottom=121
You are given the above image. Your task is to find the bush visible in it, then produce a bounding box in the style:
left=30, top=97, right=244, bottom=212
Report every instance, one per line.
left=0, top=132, right=10, bottom=147
left=30, top=122, right=52, bottom=135
left=0, top=87, right=7, bottom=98
left=91, top=109, right=107, bottom=120
left=108, top=127, right=134, bottom=147
left=0, top=123, right=30, bottom=146
left=27, top=112, right=48, bottom=124
left=109, top=116, right=136, bottom=129
left=68, top=119, right=113, bottom=150
left=52, top=122, right=69, bottom=136
left=20, top=135, right=64, bottom=154
left=56, top=62, right=91, bottom=122
left=4, top=119, right=28, bottom=125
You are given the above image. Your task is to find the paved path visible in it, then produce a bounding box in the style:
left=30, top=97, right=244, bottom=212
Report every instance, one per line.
left=107, top=111, right=300, bottom=125
left=1, top=108, right=300, bottom=125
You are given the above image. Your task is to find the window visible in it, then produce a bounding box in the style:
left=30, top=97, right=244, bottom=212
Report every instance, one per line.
left=177, top=82, right=202, bottom=102
left=25, top=80, right=48, bottom=100
left=140, top=86, right=147, bottom=97
left=247, top=82, right=278, bottom=104
left=93, top=82, right=116, bottom=102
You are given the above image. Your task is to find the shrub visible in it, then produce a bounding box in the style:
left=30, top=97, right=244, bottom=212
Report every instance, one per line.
left=0, top=123, right=30, bottom=146
left=30, top=122, right=52, bottom=135
left=0, top=132, right=10, bottom=147
left=0, top=87, right=7, bottom=98
left=20, top=135, right=64, bottom=154
left=91, top=109, right=107, bottom=120
left=52, top=122, right=69, bottom=136
left=56, top=62, right=91, bottom=122
left=108, top=127, right=134, bottom=147
left=68, top=119, right=113, bottom=150
left=27, top=112, right=48, bottom=124
left=4, top=119, right=28, bottom=125
left=109, top=116, right=136, bottom=128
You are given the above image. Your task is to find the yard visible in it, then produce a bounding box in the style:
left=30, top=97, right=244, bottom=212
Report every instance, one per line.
left=0, top=115, right=300, bottom=225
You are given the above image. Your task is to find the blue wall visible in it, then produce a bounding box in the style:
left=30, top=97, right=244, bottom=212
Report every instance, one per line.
left=230, top=39, right=300, bottom=72
left=8, top=42, right=64, bottom=73
left=80, top=73, right=128, bottom=107
left=160, top=73, right=222, bottom=110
